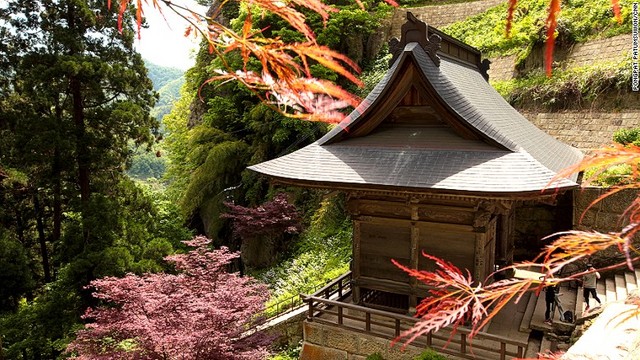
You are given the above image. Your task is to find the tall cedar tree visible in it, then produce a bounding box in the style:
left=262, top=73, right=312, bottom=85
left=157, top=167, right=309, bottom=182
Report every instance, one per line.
left=67, top=236, right=271, bottom=360
left=0, top=0, right=157, bottom=357
left=0, top=0, right=156, bottom=280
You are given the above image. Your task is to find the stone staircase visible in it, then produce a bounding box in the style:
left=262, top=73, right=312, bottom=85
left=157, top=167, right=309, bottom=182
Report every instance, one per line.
left=520, top=269, right=640, bottom=358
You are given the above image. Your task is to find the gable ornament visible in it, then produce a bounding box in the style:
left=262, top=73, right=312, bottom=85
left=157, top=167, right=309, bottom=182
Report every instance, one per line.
left=389, top=12, right=441, bottom=68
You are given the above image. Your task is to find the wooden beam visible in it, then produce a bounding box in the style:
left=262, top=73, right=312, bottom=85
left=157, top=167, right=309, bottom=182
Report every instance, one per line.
left=354, top=215, right=474, bottom=232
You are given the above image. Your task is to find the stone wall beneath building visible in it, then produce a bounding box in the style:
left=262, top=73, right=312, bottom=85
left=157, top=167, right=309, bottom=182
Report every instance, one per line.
left=523, top=111, right=640, bottom=150
left=574, top=187, right=635, bottom=232
left=264, top=311, right=306, bottom=348
left=300, top=321, right=425, bottom=360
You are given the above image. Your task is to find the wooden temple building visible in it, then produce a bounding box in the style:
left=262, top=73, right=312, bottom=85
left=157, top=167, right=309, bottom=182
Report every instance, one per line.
left=250, top=13, right=582, bottom=325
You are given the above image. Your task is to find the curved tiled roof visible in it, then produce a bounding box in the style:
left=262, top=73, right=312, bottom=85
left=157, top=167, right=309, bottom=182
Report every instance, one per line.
left=249, top=41, right=583, bottom=195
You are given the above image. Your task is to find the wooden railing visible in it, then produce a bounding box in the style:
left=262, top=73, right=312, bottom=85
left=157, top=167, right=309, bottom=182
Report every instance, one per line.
left=246, top=273, right=353, bottom=331
left=309, top=270, right=352, bottom=301
left=302, top=276, right=526, bottom=360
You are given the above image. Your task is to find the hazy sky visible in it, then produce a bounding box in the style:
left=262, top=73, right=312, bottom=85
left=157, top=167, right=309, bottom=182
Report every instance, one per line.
left=134, top=0, right=207, bottom=70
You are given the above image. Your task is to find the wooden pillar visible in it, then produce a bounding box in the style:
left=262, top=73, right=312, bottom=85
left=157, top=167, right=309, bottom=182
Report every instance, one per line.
left=353, top=220, right=361, bottom=304
left=473, top=202, right=494, bottom=282
left=474, top=232, right=486, bottom=282
left=409, top=223, right=420, bottom=310
left=495, top=212, right=510, bottom=265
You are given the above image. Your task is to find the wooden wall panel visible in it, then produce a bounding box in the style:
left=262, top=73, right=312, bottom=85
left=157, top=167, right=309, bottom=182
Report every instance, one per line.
left=416, top=224, right=475, bottom=273
left=360, top=222, right=411, bottom=282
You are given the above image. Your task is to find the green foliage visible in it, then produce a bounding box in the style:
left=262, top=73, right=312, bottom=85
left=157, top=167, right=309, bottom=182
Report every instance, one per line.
left=143, top=60, right=185, bottom=121
left=356, top=47, right=393, bottom=97
left=613, top=128, right=640, bottom=146
left=0, top=270, right=83, bottom=359
left=127, top=144, right=167, bottom=181
left=366, top=352, right=386, bottom=360
left=0, top=230, right=34, bottom=312
left=316, top=8, right=382, bottom=63
left=442, top=0, right=633, bottom=59
left=151, top=76, right=185, bottom=121
left=582, top=128, right=640, bottom=187
left=268, top=342, right=302, bottom=360
left=413, top=349, right=448, bottom=360
left=144, top=60, right=185, bottom=91
left=583, top=164, right=634, bottom=187
left=0, top=178, right=192, bottom=357
left=492, top=58, right=633, bottom=110
left=258, top=194, right=351, bottom=316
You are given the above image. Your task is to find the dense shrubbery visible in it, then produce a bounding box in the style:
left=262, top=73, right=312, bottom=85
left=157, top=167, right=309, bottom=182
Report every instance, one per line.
left=258, top=194, right=352, bottom=317
left=442, top=0, right=633, bottom=59
left=583, top=128, right=640, bottom=186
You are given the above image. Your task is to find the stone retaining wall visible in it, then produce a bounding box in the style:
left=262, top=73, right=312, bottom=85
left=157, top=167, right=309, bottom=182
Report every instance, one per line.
left=388, top=4, right=632, bottom=82
left=389, top=0, right=505, bottom=38
left=562, top=34, right=632, bottom=69
left=265, top=311, right=306, bottom=348
left=486, top=54, right=517, bottom=81
left=487, top=33, right=633, bottom=81
left=574, top=187, right=635, bottom=233
left=523, top=111, right=640, bottom=150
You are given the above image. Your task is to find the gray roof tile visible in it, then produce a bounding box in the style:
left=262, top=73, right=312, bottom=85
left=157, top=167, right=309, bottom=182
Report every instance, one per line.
left=250, top=42, right=583, bottom=194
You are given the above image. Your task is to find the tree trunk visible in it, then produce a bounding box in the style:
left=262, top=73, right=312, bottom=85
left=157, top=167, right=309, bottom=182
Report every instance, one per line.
left=67, top=4, right=90, bottom=243
left=71, top=75, right=90, bottom=209
left=33, top=192, right=51, bottom=283
left=53, top=105, right=62, bottom=246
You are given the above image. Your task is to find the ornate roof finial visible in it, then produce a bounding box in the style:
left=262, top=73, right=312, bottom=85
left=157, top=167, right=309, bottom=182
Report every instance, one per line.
left=388, top=12, right=441, bottom=68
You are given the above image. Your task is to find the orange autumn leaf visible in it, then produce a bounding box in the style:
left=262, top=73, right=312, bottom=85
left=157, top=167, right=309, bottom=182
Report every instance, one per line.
left=505, top=0, right=517, bottom=37
left=544, top=0, right=561, bottom=77
left=506, top=0, right=623, bottom=77
left=107, top=0, right=394, bottom=122
left=611, top=0, right=622, bottom=23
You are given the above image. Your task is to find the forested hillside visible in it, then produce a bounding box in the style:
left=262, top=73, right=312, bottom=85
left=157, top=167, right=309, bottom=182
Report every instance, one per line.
left=126, top=61, right=185, bottom=182
left=144, top=60, right=185, bottom=121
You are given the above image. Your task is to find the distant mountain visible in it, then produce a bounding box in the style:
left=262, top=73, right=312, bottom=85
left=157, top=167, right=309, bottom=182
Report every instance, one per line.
left=145, top=60, right=184, bottom=90
left=144, top=59, right=186, bottom=121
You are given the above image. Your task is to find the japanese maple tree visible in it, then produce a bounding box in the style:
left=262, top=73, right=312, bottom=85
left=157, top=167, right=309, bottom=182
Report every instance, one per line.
left=221, top=192, right=301, bottom=239
left=67, top=236, right=271, bottom=359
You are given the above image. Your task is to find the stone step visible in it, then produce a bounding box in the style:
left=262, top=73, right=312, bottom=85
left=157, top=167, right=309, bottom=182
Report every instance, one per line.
left=596, top=280, right=606, bottom=299
left=575, top=286, right=585, bottom=318
left=605, top=278, right=617, bottom=303
left=519, top=290, right=537, bottom=332
left=540, top=336, right=555, bottom=357
left=524, top=335, right=542, bottom=359
left=624, top=271, right=637, bottom=294
left=529, top=290, right=552, bottom=332
left=615, top=274, right=627, bottom=301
